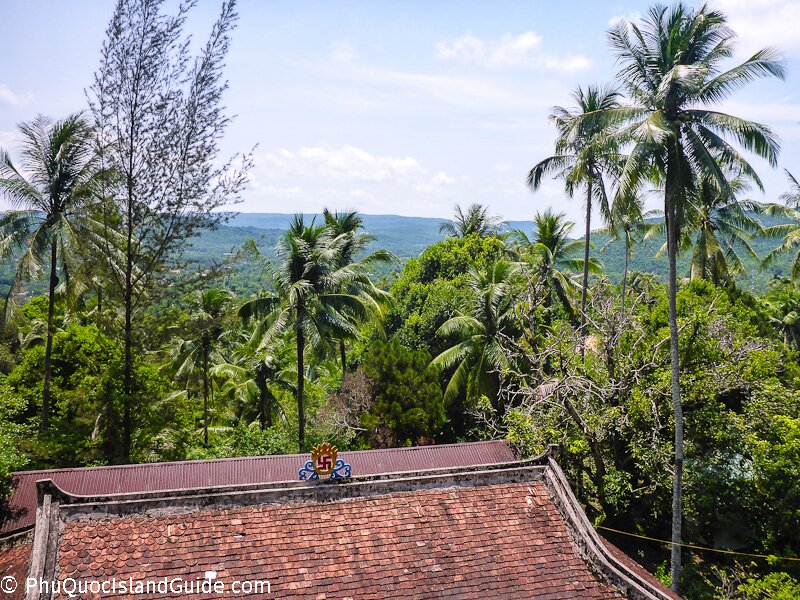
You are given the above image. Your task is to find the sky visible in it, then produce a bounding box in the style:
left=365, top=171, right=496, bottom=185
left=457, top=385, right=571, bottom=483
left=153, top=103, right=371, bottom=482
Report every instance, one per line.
left=1, top=0, right=800, bottom=225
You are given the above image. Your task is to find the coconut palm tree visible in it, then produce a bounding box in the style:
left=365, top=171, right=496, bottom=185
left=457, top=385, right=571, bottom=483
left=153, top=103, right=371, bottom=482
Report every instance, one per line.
left=511, top=210, right=599, bottom=324
left=322, top=209, right=394, bottom=372
left=604, top=5, right=783, bottom=589
left=603, top=190, right=660, bottom=312
left=528, top=85, right=622, bottom=347
left=239, top=215, right=384, bottom=449
left=170, top=288, right=232, bottom=446
left=761, top=277, right=800, bottom=349
left=432, top=259, right=518, bottom=409
left=212, top=329, right=296, bottom=430
left=438, top=203, right=506, bottom=238
left=685, top=177, right=764, bottom=285
left=762, top=170, right=800, bottom=279
left=0, top=113, right=104, bottom=431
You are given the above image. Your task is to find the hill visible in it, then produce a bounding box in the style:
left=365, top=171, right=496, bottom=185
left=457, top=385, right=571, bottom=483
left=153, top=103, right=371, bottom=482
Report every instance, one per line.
left=210, top=213, right=793, bottom=294
left=2, top=212, right=794, bottom=299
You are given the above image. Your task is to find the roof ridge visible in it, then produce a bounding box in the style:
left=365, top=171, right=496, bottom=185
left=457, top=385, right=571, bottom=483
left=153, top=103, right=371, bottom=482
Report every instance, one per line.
left=11, top=439, right=512, bottom=476
left=3, top=440, right=518, bottom=536
left=36, top=459, right=548, bottom=512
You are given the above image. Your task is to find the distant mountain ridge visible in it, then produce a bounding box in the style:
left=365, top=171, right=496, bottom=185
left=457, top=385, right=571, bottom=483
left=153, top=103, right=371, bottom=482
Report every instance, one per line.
left=2, top=212, right=791, bottom=297
left=216, top=213, right=792, bottom=293
left=226, top=213, right=534, bottom=261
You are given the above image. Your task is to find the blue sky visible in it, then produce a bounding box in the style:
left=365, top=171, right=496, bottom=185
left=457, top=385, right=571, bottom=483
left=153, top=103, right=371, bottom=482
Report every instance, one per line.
left=1, top=0, right=799, bottom=224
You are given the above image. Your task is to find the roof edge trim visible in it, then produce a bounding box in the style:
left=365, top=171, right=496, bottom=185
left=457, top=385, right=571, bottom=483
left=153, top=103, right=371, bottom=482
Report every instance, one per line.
left=544, top=457, right=676, bottom=600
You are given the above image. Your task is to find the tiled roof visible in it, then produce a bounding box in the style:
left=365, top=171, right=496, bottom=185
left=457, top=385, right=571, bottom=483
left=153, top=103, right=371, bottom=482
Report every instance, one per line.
left=1, top=440, right=516, bottom=534
left=57, top=480, right=624, bottom=600
left=0, top=534, right=31, bottom=600
left=3, top=443, right=679, bottom=599
left=602, top=539, right=682, bottom=600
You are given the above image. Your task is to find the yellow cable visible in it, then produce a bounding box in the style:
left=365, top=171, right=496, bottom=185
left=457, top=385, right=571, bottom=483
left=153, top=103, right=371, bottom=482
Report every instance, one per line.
left=597, top=525, right=800, bottom=562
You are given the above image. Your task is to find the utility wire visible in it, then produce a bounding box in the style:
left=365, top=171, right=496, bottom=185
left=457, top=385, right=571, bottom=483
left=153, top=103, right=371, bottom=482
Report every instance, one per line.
left=597, top=525, right=800, bottom=562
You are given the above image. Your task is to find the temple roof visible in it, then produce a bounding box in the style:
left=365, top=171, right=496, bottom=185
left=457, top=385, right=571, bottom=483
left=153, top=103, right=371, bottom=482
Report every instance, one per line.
left=0, top=442, right=679, bottom=599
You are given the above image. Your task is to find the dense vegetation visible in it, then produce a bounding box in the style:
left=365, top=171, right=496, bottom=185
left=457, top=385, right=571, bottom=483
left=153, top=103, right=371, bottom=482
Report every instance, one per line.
left=2, top=1, right=800, bottom=598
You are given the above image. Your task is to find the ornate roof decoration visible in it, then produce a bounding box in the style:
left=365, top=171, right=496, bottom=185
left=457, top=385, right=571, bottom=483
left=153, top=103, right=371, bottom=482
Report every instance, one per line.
left=299, top=443, right=352, bottom=480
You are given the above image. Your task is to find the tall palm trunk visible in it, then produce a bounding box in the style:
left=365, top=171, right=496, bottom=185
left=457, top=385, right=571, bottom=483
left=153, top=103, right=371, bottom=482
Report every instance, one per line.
left=621, top=231, right=630, bottom=315
left=543, top=270, right=554, bottom=377
left=41, top=238, right=59, bottom=432
left=339, top=339, right=347, bottom=375
left=296, top=318, right=306, bottom=451
left=699, top=231, right=708, bottom=281
left=665, top=174, right=684, bottom=593
left=96, top=287, right=103, bottom=326
left=202, top=339, right=209, bottom=447
left=580, top=178, right=593, bottom=360
left=256, top=366, right=270, bottom=430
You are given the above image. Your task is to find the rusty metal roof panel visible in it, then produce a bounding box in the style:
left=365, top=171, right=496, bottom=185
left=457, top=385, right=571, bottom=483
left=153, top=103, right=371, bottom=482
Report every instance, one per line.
left=1, top=440, right=515, bottom=535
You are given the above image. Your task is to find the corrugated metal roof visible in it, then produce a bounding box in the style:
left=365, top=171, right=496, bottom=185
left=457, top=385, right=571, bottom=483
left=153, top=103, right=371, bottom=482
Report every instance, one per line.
left=1, top=440, right=515, bottom=535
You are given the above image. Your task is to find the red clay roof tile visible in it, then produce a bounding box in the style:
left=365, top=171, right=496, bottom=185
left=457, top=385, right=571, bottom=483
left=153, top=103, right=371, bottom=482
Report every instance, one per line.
left=53, top=481, right=623, bottom=600
left=0, top=536, right=31, bottom=600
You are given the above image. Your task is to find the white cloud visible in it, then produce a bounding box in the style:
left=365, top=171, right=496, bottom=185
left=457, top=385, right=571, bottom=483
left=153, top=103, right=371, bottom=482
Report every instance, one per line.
left=708, top=1, right=800, bottom=56
left=435, top=31, right=590, bottom=72
left=0, top=84, right=33, bottom=107
left=430, top=171, right=457, bottom=186
left=435, top=32, right=485, bottom=61
left=248, top=145, right=473, bottom=215
left=260, top=145, right=423, bottom=183
left=264, top=185, right=304, bottom=195
left=537, top=55, right=592, bottom=72
left=349, top=189, right=373, bottom=200
left=331, top=41, right=357, bottom=62
left=608, top=12, right=642, bottom=27
left=413, top=171, right=467, bottom=194
left=300, top=42, right=568, bottom=114
left=436, top=31, right=541, bottom=67
left=320, top=62, right=543, bottom=111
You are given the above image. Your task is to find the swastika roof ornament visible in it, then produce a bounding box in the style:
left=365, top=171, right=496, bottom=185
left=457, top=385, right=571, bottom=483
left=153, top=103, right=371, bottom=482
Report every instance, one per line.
left=299, top=443, right=351, bottom=480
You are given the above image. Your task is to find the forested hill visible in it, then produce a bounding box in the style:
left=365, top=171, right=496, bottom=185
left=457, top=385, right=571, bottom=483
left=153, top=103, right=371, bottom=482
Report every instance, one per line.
left=2, top=212, right=792, bottom=297
left=192, top=212, right=793, bottom=294
left=225, top=213, right=535, bottom=260
left=229, top=213, right=454, bottom=259
left=189, top=213, right=533, bottom=294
